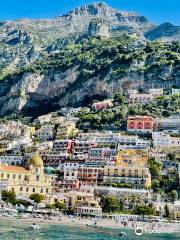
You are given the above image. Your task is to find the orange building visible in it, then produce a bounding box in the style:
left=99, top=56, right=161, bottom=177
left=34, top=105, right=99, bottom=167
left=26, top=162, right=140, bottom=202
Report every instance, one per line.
left=127, top=116, right=154, bottom=133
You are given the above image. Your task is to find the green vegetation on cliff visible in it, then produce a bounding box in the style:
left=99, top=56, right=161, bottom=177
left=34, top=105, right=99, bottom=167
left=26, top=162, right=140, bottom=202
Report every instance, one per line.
left=1, top=35, right=180, bottom=85
left=77, top=94, right=180, bottom=130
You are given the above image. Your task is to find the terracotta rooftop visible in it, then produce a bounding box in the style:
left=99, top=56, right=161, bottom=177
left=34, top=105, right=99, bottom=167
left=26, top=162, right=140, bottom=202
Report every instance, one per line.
left=0, top=165, right=29, bottom=174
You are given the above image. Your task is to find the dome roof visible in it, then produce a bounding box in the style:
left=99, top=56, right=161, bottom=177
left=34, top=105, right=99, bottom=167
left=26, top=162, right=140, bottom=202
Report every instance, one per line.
left=28, top=152, right=43, bottom=167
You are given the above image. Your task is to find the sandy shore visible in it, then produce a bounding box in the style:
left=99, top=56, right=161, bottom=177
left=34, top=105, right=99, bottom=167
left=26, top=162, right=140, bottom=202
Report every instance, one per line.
left=0, top=215, right=180, bottom=233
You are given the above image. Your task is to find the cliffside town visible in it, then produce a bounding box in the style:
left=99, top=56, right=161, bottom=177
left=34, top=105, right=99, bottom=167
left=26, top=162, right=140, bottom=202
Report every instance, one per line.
left=0, top=87, right=180, bottom=220
left=0, top=2, right=180, bottom=225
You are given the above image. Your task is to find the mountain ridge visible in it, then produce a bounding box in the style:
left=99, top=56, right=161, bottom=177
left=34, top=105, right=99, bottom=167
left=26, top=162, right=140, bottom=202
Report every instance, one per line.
left=0, top=2, right=179, bottom=116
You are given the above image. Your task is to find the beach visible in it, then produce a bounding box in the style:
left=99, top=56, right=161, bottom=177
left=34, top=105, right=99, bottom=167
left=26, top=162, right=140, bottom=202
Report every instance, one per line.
left=0, top=216, right=180, bottom=240
left=0, top=213, right=180, bottom=233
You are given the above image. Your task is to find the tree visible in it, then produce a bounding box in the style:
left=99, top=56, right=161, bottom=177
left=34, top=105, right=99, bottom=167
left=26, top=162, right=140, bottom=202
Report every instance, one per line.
left=148, top=158, right=162, bottom=178
left=134, top=205, right=156, bottom=216
left=55, top=201, right=65, bottom=210
left=101, top=195, right=121, bottom=213
left=30, top=193, right=45, bottom=204
left=16, top=199, right=31, bottom=207
left=113, top=94, right=125, bottom=105
left=1, top=190, right=16, bottom=205
left=152, top=179, right=161, bottom=193
left=164, top=204, right=170, bottom=218
left=46, top=204, right=56, bottom=209
left=167, top=153, right=176, bottom=161
left=170, top=190, right=178, bottom=203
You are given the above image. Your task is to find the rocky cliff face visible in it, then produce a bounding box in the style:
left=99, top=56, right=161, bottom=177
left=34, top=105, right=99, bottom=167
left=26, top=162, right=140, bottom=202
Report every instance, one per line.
left=88, top=18, right=110, bottom=38
left=0, top=2, right=155, bottom=77
left=1, top=2, right=179, bottom=76
left=0, top=2, right=179, bottom=116
left=145, top=23, right=180, bottom=41
left=0, top=35, right=179, bottom=116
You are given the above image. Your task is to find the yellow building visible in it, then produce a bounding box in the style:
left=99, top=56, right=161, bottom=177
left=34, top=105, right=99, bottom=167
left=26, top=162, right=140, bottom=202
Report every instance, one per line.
left=103, top=149, right=151, bottom=189
left=56, top=122, right=77, bottom=139
left=103, top=165, right=151, bottom=189
left=30, top=127, right=36, bottom=135
left=0, top=153, right=53, bottom=198
left=116, top=149, right=148, bottom=166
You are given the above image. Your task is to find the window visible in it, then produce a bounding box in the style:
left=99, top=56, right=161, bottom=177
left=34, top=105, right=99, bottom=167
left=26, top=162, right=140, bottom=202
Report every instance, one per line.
left=26, top=187, right=29, bottom=192
left=1, top=173, right=4, bottom=178
left=20, top=187, right=23, bottom=191
left=7, top=174, right=10, bottom=179
left=46, top=189, right=49, bottom=193
left=41, top=189, right=43, bottom=193
left=36, top=175, right=40, bottom=181
left=19, top=175, right=21, bottom=180
left=13, top=174, right=16, bottom=179
left=32, top=188, right=35, bottom=193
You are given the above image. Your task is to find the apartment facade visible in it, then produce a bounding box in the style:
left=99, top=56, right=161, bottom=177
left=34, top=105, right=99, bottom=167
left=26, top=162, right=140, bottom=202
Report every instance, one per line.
left=127, top=116, right=154, bottom=133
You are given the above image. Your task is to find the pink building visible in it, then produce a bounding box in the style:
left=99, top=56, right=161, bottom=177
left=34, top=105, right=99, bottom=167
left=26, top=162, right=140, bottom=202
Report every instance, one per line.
left=92, top=100, right=113, bottom=111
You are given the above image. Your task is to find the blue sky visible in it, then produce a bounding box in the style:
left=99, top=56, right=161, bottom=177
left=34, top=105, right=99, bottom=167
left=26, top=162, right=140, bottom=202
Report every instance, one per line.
left=0, top=0, right=179, bottom=25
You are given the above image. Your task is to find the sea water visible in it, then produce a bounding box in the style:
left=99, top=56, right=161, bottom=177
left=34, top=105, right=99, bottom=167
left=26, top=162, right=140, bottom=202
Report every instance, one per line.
left=0, top=221, right=179, bottom=240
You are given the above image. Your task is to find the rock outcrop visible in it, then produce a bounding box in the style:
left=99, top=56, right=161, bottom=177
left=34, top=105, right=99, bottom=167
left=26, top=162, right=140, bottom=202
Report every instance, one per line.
left=88, top=18, right=110, bottom=38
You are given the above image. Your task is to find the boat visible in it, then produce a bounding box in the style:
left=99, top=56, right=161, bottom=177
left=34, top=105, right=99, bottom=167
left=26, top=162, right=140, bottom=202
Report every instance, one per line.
left=86, top=221, right=101, bottom=228
left=118, top=232, right=127, bottom=237
left=29, top=223, right=40, bottom=230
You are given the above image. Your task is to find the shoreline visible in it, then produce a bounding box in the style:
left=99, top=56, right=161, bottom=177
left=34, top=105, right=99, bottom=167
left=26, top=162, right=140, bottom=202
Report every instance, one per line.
left=1, top=216, right=180, bottom=233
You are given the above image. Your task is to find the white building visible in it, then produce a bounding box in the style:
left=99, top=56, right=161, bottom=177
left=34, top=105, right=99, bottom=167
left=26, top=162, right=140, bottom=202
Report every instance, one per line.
left=35, top=141, right=53, bottom=151
left=154, top=201, right=180, bottom=219
left=64, top=163, right=79, bottom=181
left=148, top=88, right=163, bottom=97
left=118, top=135, right=151, bottom=149
left=155, top=115, right=180, bottom=134
left=38, top=114, right=52, bottom=124
left=118, top=135, right=139, bottom=145
left=152, top=132, right=180, bottom=149
left=0, top=156, right=24, bottom=166
left=172, top=88, right=180, bottom=95
left=152, top=132, right=170, bottom=148
left=128, top=93, right=154, bottom=104
left=0, top=141, right=13, bottom=151
left=126, top=89, right=138, bottom=95
left=36, top=125, right=55, bottom=140
left=150, top=152, right=167, bottom=161
left=0, top=124, right=9, bottom=138
left=66, top=188, right=102, bottom=216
